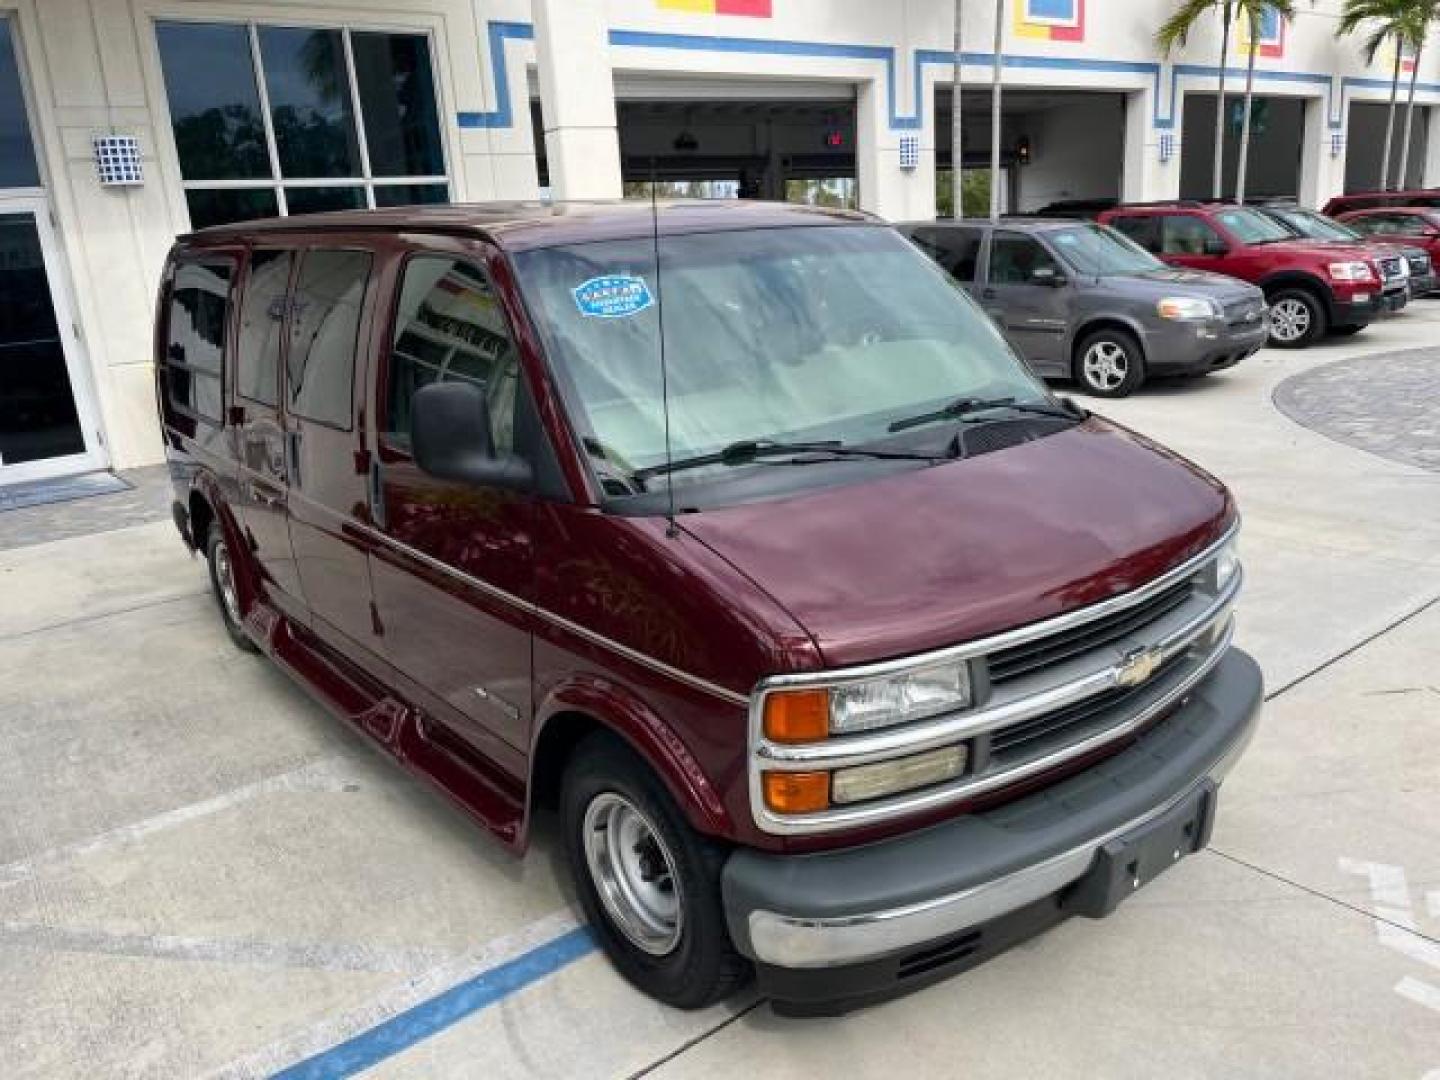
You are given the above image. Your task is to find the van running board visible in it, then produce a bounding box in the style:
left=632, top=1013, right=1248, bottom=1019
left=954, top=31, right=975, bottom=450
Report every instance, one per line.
left=242, top=600, right=525, bottom=848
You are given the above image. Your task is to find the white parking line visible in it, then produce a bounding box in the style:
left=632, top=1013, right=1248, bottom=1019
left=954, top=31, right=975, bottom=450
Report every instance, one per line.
left=201, top=908, right=584, bottom=1080
left=0, top=755, right=357, bottom=890
left=1397, top=977, right=1440, bottom=1014
left=0, top=920, right=461, bottom=975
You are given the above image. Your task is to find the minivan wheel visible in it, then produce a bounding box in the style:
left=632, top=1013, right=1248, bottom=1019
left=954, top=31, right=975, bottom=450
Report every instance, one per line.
left=1266, top=289, right=1327, bottom=348
left=205, top=522, right=258, bottom=654
left=1074, top=329, right=1145, bottom=398
left=561, top=734, right=749, bottom=1008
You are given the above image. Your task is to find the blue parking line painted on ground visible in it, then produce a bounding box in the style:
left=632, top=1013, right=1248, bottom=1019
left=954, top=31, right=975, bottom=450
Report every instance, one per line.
left=271, top=927, right=597, bottom=1079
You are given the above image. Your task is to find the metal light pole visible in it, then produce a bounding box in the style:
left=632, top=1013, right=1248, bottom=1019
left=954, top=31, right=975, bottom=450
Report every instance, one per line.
left=989, top=0, right=1004, bottom=220
left=952, top=0, right=965, bottom=218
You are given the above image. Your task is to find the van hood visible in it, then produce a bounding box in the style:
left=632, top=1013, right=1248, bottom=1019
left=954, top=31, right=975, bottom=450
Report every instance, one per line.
left=1127, top=267, right=1260, bottom=298
left=679, top=417, right=1233, bottom=669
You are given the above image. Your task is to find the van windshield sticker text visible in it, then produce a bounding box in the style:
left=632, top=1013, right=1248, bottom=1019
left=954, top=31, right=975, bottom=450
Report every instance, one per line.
left=573, top=275, right=654, bottom=319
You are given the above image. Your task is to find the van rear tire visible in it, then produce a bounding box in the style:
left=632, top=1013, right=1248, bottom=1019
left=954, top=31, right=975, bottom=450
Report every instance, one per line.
left=561, top=734, right=750, bottom=1009
left=205, top=522, right=259, bottom=654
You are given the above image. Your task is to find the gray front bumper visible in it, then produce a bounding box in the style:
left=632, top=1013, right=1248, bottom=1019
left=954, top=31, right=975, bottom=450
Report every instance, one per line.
left=1146, top=320, right=1268, bottom=373
left=722, top=648, right=1263, bottom=970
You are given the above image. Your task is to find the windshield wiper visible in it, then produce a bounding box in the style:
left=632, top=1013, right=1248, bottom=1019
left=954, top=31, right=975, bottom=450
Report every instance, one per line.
left=633, top=439, right=940, bottom=482
left=887, top=396, right=1076, bottom=434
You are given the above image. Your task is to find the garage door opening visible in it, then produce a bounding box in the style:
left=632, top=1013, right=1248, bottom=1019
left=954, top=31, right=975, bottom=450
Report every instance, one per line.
left=532, top=88, right=857, bottom=207
left=1180, top=94, right=1305, bottom=201
left=1346, top=102, right=1431, bottom=192
left=934, top=87, right=1126, bottom=216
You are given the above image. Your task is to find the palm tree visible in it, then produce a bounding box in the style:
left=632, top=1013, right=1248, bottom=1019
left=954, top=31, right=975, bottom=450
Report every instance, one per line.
left=1338, top=0, right=1425, bottom=190
left=1158, top=1, right=1235, bottom=200
left=952, top=0, right=966, bottom=219
left=1395, top=1, right=1437, bottom=188
left=1157, top=0, right=1297, bottom=204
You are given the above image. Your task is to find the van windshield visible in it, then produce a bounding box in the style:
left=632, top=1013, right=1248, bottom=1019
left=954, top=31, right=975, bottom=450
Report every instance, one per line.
left=511, top=224, right=1053, bottom=506
left=1049, top=224, right=1164, bottom=275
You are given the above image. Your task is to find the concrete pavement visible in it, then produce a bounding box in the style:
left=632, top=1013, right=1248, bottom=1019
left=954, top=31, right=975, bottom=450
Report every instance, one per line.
left=1, top=309, right=1437, bottom=1078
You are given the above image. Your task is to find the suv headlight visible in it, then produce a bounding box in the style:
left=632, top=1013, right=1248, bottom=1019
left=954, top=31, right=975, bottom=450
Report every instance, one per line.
left=1158, top=296, right=1221, bottom=320
left=762, top=661, right=973, bottom=743
left=1328, top=261, right=1375, bottom=282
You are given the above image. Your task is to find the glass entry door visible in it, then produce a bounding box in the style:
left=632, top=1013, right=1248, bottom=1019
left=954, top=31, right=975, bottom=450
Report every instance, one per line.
left=0, top=195, right=103, bottom=483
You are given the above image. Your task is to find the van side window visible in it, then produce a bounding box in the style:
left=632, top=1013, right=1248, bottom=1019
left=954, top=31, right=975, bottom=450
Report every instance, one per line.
left=385, top=256, right=518, bottom=455
left=912, top=227, right=981, bottom=283
left=164, top=259, right=233, bottom=425
left=288, top=250, right=371, bottom=428
left=236, top=249, right=292, bottom=406
left=988, top=234, right=1059, bottom=285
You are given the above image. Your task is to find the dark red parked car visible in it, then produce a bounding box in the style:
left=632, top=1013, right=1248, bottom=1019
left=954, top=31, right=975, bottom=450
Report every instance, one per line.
left=1334, top=207, right=1440, bottom=282
left=156, top=202, right=1260, bottom=1014
left=1099, top=202, right=1390, bottom=347
left=1323, top=188, right=1440, bottom=216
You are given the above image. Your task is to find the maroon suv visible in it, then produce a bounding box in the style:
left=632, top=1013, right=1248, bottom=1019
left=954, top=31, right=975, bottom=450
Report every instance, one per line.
left=1323, top=188, right=1440, bottom=216
left=156, top=202, right=1260, bottom=1014
left=1100, top=202, right=1388, bottom=347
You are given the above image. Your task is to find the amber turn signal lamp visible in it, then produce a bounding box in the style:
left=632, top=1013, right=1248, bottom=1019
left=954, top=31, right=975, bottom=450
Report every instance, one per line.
left=762, top=771, right=831, bottom=815
left=762, top=689, right=830, bottom=743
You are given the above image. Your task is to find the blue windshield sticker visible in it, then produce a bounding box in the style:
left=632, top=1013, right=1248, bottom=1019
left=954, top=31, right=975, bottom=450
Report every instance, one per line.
left=573, top=275, right=654, bottom=319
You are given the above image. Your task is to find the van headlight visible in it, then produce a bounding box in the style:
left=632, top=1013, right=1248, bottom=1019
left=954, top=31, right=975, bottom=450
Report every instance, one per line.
left=1158, top=297, right=1221, bottom=320
left=762, top=662, right=973, bottom=742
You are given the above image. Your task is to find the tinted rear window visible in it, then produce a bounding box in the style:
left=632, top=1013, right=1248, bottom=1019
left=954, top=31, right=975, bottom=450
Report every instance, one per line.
left=1108, top=215, right=1160, bottom=252
left=164, top=259, right=232, bottom=425
left=909, top=226, right=983, bottom=282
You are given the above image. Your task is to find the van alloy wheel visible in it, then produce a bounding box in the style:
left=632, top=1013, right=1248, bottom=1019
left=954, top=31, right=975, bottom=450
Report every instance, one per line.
left=1268, top=297, right=1312, bottom=344
left=1082, top=341, right=1130, bottom=393
left=583, top=792, right=684, bottom=956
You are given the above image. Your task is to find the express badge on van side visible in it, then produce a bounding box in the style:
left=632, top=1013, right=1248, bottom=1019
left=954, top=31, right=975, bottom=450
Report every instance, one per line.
left=572, top=275, right=654, bottom=319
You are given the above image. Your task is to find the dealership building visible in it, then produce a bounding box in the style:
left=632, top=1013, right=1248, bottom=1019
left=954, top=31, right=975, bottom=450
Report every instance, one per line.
left=1, top=0, right=1437, bottom=483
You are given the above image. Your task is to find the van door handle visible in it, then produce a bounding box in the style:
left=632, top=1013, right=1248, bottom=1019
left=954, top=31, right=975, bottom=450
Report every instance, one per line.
left=369, top=459, right=386, bottom=530
left=982, top=288, right=998, bottom=300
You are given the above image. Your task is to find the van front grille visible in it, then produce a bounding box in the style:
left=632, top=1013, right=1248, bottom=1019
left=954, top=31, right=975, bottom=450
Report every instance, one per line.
left=989, top=653, right=1187, bottom=761
left=987, top=577, right=1194, bottom=685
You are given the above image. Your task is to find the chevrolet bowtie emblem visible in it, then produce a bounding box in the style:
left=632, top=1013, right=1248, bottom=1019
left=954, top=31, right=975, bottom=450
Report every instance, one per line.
left=1115, top=646, right=1163, bottom=689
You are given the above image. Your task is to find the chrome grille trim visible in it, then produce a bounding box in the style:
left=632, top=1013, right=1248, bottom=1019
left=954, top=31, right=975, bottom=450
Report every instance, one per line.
left=747, top=524, right=1241, bottom=836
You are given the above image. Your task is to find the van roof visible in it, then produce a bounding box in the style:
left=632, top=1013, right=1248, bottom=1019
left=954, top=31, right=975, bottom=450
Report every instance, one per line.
left=181, top=199, right=877, bottom=252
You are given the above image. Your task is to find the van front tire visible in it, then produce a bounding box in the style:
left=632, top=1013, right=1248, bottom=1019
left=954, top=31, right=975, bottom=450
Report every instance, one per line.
left=1075, top=328, right=1145, bottom=398
left=561, top=734, right=750, bottom=1009
left=205, top=522, right=259, bottom=654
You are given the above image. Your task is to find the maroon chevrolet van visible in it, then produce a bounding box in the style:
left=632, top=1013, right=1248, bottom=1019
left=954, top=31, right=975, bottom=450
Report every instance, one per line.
left=155, top=201, right=1260, bottom=1014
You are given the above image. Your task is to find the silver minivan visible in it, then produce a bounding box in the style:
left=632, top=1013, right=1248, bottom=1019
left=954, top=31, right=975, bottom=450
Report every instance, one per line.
left=898, top=219, right=1268, bottom=398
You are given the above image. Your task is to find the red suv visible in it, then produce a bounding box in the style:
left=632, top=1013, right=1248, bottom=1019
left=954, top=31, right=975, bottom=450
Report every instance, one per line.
left=1334, top=207, right=1440, bottom=272
left=156, top=202, right=1259, bottom=1014
left=1323, top=188, right=1440, bottom=216
left=1099, top=202, right=1385, bottom=347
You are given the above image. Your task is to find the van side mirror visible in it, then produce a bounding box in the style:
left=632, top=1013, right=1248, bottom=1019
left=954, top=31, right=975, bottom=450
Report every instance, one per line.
left=1031, top=265, right=1067, bottom=287
left=1203, top=238, right=1230, bottom=256
left=411, top=380, right=532, bottom=491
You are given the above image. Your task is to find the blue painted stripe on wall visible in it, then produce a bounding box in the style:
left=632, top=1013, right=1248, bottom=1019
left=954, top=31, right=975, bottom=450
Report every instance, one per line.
left=271, top=927, right=596, bottom=1079
left=457, top=19, right=1440, bottom=136
left=457, top=21, right=535, bottom=129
